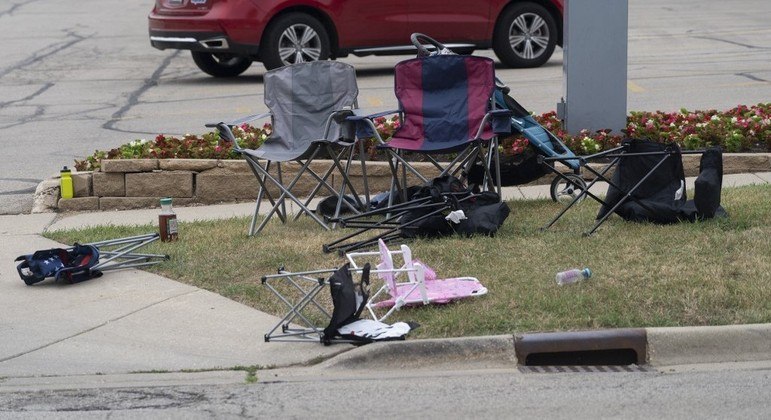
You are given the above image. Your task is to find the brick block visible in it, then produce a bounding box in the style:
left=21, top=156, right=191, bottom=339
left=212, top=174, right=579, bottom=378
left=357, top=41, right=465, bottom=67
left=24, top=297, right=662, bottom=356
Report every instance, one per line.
left=93, top=172, right=125, bottom=197
left=215, top=160, right=253, bottom=174
left=159, top=159, right=219, bottom=172
left=125, top=171, right=194, bottom=197
left=723, top=153, right=770, bottom=174
left=101, top=159, right=158, bottom=173
left=72, top=172, right=92, bottom=197
left=195, top=173, right=261, bottom=204
left=58, top=196, right=100, bottom=212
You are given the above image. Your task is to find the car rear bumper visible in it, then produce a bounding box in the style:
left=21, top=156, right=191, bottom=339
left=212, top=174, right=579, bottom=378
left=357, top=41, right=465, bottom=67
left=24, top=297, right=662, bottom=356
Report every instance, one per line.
left=149, top=30, right=259, bottom=55
left=148, top=0, right=265, bottom=56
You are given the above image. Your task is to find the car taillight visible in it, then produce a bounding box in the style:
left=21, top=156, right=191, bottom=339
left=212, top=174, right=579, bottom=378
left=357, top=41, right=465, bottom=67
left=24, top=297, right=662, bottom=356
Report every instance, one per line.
left=155, top=0, right=213, bottom=14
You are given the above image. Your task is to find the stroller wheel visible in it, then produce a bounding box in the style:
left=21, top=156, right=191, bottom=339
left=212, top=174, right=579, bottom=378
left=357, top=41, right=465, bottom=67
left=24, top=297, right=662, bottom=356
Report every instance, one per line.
left=550, top=174, right=587, bottom=204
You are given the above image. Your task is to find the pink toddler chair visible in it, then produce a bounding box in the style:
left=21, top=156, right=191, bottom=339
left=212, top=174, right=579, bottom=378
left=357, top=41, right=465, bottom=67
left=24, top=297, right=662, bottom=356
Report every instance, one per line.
left=346, top=239, right=487, bottom=321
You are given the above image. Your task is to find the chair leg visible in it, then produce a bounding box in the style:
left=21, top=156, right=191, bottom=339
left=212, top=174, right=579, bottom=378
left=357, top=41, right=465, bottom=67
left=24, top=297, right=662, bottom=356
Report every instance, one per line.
left=249, top=161, right=270, bottom=236
left=88, top=234, right=168, bottom=272
left=493, top=137, right=502, bottom=198
left=291, top=146, right=361, bottom=223
left=327, top=144, right=366, bottom=215
left=541, top=156, right=621, bottom=231
left=358, top=140, right=371, bottom=209
left=245, top=159, right=286, bottom=236
left=252, top=147, right=331, bottom=234
left=262, top=275, right=329, bottom=342
left=277, top=162, right=287, bottom=222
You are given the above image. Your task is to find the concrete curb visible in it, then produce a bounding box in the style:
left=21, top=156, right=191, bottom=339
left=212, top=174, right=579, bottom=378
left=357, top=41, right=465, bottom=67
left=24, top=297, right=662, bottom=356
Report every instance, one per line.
left=3, top=324, right=768, bottom=391
left=316, top=323, right=771, bottom=370
left=646, top=323, right=771, bottom=367
left=316, top=335, right=517, bottom=370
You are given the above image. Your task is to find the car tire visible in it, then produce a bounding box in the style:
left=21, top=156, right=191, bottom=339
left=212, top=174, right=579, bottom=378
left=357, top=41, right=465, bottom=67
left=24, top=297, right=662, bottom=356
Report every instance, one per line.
left=191, top=51, right=252, bottom=78
left=261, top=13, right=331, bottom=71
left=493, top=2, right=558, bottom=68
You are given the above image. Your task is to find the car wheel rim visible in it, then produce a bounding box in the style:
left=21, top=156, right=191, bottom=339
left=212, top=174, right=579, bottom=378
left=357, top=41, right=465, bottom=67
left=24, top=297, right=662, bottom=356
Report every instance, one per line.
left=278, top=24, right=322, bottom=66
left=508, top=12, right=550, bottom=60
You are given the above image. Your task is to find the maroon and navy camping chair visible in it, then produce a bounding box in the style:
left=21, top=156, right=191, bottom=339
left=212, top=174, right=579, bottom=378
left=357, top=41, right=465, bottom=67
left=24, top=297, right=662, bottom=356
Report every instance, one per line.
left=351, top=54, right=511, bottom=201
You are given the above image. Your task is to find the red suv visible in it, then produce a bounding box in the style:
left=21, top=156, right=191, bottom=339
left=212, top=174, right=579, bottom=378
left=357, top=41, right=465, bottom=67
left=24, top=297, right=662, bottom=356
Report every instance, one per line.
left=149, top=0, right=563, bottom=77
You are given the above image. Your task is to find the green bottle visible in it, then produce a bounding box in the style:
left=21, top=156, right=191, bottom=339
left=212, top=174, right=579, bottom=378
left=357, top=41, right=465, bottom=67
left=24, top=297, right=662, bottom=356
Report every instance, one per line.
left=60, top=166, right=73, bottom=199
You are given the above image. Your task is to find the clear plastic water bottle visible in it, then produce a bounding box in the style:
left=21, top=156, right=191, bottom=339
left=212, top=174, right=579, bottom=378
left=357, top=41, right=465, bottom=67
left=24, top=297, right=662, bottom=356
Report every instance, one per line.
left=556, top=268, right=592, bottom=286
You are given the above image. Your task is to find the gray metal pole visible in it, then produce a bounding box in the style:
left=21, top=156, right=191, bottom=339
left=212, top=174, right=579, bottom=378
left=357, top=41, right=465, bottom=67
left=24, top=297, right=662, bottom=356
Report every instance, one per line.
left=559, top=0, right=629, bottom=134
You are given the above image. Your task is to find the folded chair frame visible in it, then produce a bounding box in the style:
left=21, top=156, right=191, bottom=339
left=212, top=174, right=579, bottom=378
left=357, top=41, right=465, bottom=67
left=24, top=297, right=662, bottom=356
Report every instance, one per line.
left=262, top=265, right=403, bottom=343
left=322, top=191, right=480, bottom=255
left=16, top=233, right=168, bottom=285
left=541, top=144, right=706, bottom=235
left=346, top=239, right=487, bottom=322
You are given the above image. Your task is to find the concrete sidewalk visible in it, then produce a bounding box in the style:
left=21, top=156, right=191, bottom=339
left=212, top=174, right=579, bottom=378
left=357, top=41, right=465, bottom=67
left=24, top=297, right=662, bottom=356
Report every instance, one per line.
left=1, top=173, right=770, bottom=386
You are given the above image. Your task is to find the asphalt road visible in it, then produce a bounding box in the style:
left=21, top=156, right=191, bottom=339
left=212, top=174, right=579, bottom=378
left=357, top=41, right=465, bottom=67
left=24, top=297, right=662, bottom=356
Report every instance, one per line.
left=1, top=0, right=770, bottom=214
left=1, top=363, right=770, bottom=418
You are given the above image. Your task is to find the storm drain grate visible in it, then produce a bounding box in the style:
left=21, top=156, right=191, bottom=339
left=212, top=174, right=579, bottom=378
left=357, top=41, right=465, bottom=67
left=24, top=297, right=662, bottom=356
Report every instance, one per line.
left=518, top=365, right=652, bottom=374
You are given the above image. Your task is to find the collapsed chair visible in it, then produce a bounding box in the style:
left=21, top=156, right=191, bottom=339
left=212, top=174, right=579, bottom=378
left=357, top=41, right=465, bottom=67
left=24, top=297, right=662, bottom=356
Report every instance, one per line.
left=262, top=263, right=415, bottom=344
left=15, top=233, right=168, bottom=285
left=543, top=138, right=726, bottom=235
left=209, top=61, right=369, bottom=236
left=322, top=175, right=510, bottom=254
left=346, top=239, right=487, bottom=322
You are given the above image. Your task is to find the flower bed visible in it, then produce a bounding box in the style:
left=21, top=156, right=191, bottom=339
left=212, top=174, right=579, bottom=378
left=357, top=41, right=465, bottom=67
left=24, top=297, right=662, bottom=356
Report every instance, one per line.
left=75, top=103, right=771, bottom=172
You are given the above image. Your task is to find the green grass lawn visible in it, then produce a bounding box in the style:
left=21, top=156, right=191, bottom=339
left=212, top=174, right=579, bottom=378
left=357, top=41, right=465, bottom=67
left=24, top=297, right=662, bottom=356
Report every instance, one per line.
left=46, top=184, right=771, bottom=338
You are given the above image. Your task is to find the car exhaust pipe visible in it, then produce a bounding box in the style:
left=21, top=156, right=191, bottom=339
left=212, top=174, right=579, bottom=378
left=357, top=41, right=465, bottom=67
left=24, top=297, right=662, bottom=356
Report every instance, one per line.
left=199, top=38, right=229, bottom=50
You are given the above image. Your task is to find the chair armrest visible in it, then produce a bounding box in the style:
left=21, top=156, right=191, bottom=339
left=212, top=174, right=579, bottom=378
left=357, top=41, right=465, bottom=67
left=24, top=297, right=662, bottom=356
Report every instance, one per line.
left=489, top=109, right=513, bottom=135
left=204, top=122, right=243, bottom=152
left=471, top=109, right=513, bottom=139
left=345, top=109, right=401, bottom=121
left=345, top=109, right=401, bottom=143
left=205, top=112, right=272, bottom=152
left=325, top=108, right=357, bottom=141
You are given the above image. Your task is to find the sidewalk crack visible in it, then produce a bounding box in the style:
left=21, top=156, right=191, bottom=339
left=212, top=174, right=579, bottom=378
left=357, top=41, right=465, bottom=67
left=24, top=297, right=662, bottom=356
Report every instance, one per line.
left=0, top=289, right=199, bottom=364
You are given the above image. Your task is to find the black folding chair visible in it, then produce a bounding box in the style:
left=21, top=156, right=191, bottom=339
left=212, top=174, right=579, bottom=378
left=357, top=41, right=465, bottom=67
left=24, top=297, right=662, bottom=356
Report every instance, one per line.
left=542, top=138, right=722, bottom=235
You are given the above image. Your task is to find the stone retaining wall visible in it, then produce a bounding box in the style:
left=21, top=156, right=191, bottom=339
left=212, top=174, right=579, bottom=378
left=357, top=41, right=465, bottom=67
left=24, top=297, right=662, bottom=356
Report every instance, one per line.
left=35, top=154, right=771, bottom=213
left=41, top=159, right=441, bottom=213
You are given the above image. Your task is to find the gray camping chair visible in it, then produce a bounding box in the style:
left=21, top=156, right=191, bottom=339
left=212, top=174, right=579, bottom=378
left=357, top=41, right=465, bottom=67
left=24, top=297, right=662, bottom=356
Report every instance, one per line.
left=210, top=61, right=370, bottom=235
